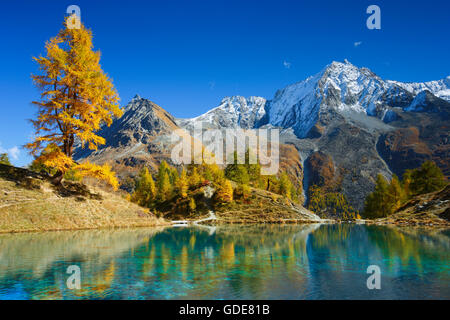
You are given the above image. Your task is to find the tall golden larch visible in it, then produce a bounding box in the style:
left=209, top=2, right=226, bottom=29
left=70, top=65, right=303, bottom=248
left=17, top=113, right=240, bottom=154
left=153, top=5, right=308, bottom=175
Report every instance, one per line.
left=26, top=15, right=122, bottom=188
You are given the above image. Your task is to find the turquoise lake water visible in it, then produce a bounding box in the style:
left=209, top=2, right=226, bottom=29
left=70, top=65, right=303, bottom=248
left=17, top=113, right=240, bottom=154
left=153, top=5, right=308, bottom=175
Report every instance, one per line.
left=0, top=224, right=449, bottom=299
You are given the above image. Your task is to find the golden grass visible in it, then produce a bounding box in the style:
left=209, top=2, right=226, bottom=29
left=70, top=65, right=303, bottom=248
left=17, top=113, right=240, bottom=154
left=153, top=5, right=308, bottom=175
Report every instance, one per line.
left=212, top=187, right=318, bottom=224
left=0, top=175, right=167, bottom=233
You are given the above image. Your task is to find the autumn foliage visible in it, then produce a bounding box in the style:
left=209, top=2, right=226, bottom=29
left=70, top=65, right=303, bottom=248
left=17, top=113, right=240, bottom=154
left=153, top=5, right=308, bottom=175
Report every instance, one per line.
left=363, top=161, right=447, bottom=219
left=26, top=15, right=122, bottom=189
left=129, top=152, right=304, bottom=214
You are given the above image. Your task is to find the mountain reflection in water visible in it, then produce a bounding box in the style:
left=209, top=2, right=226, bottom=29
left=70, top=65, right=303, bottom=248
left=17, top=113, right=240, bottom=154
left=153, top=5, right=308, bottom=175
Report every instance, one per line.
left=0, top=224, right=448, bottom=299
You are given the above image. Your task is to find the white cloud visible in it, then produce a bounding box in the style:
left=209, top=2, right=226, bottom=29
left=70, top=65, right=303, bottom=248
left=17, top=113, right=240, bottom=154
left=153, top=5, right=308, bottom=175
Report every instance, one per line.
left=8, top=146, right=20, bottom=160
left=0, top=142, right=20, bottom=160
left=283, top=61, right=291, bottom=69
left=354, top=41, right=362, bottom=47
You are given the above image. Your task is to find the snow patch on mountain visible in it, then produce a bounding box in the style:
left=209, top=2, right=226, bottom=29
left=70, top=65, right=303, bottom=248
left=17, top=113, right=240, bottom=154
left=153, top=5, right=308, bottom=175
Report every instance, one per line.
left=267, top=60, right=392, bottom=137
left=387, top=76, right=450, bottom=102
left=178, top=60, right=448, bottom=139
left=405, top=90, right=428, bottom=112
left=180, top=96, right=267, bottom=129
left=265, top=60, right=449, bottom=137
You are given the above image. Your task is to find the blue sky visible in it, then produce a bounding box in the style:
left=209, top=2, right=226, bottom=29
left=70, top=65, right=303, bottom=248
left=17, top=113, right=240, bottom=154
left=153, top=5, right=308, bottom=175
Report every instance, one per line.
left=0, top=0, right=449, bottom=166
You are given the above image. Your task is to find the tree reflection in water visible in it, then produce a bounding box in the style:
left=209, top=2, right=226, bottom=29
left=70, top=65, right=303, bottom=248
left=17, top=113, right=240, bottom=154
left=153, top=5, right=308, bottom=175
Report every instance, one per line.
left=0, top=224, right=448, bottom=299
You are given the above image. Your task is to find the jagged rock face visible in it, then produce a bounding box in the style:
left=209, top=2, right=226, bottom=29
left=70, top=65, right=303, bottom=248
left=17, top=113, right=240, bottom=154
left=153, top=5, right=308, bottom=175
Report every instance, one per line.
left=74, top=96, right=183, bottom=179
left=265, top=61, right=394, bottom=138
left=75, top=96, right=178, bottom=158
left=177, top=96, right=266, bottom=130
left=312, top=120, right=391, bottom=211
left=376, top=107, right=450, bottom=178
left=377, top=127, right=432, bottom=178
left=305, top=151, right=335, bottom=188
left=256, top=61, right=448, bottom=211
left=264, top=60, right=449, bottom=138
left=404, top=90, right=450, bottom=117
left=388, top=76, right=450, bottom=101
left=75, top=60, right=449, bottom=215
left=105, top=95, right=179, bottom=145
left=278, top=144, right=304, bottom=187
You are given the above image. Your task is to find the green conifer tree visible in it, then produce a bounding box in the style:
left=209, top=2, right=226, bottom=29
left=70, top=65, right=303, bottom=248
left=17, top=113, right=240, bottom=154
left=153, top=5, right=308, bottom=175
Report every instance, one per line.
left=387, top=174, right=405, bottom=212
left=409, top=161, right=446, bottom=195
left=363, top=174, right=390, bottom=219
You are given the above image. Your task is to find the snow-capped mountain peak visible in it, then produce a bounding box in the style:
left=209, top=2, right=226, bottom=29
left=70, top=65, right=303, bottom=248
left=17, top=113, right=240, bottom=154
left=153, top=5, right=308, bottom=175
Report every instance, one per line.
left=179, top=95, right=267, bottom=129
left=267, top=60, right=390, bottom=137
left=265, top=60, right=449, bottom=137
left=387, top=76, right=450, bottom=102
left=177, top=60, right=449, bottom=138
left=212, top=96, right=266, bottom=119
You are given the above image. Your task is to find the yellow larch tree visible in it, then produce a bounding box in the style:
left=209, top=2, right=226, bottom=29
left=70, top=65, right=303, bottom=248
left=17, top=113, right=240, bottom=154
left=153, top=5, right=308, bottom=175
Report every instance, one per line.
left=215, top=179, right=233, bottom=204
left=26, top=15, right=123, bottom=188
left=176, top=168, right=189, bottom=198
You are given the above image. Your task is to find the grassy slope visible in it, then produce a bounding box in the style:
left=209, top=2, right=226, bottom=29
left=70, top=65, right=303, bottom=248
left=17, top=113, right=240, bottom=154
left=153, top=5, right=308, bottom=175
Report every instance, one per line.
left=160, top=183, right=321, bottom=224
left=374, top=185, right=450, bottom=226
left=0, top=164, right=167, bottom=233
left=214, top=187, right=320, bottom=224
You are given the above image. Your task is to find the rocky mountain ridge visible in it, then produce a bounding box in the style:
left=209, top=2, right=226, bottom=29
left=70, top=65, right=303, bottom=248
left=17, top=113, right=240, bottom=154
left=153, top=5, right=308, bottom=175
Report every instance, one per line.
left=75, top=60, right=449, bottom=214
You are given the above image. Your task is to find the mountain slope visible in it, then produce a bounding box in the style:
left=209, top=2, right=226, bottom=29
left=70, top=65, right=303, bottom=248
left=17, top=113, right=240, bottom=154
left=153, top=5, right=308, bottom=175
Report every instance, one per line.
left=262, top=60, right=449, bottom=138
left=374, top=185, right=450, bottom=226
left=75, top=60, right=449, bottom=216
left=0, top=164, right=166, bottom=233
left=388, top=76, right=450, bottom=101
left=177, top=60, right=449, bottom=211
left=74, top=95, right=186, bottom=179
left=177, top=96, right=266, bottom=130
